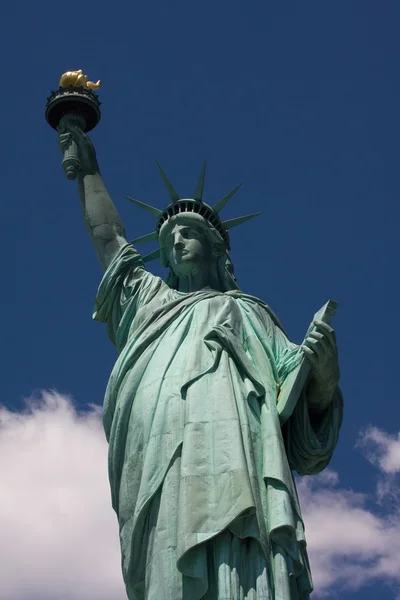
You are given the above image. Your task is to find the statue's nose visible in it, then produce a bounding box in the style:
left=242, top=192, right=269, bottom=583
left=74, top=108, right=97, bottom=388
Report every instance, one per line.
left=173, top=234, right=185, bottom=249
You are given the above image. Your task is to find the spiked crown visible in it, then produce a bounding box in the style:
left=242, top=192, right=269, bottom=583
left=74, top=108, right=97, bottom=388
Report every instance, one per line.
left=125, top=161, right=261, bottom=263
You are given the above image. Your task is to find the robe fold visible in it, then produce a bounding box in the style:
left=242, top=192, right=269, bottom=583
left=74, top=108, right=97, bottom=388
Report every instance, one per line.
left=93, top=244, right=343, bottom=600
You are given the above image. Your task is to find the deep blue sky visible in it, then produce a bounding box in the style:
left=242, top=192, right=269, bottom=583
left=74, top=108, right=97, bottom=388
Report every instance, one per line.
left=0, top=1, right=398, bottom=598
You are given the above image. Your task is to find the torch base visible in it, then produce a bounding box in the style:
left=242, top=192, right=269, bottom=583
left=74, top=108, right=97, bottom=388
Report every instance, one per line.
left=45, top=86, right=101, bottom=133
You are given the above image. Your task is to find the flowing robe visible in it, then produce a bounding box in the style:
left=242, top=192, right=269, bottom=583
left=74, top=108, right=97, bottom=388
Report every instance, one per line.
left=94, top=244, right=343, bottom=600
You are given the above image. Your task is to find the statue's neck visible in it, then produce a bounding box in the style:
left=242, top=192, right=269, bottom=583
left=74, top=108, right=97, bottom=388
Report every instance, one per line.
left=177, top=271, right=212, bottom=293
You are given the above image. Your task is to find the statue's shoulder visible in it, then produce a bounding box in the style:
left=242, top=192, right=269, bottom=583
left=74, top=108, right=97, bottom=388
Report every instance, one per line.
left=98, top=242, right=169, bottom=301
left=226, top=290, right=288, bottom=336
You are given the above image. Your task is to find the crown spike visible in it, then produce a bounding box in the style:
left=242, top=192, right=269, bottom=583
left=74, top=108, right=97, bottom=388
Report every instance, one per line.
left=156, top=162, right=180, bottom=203
left=193, top=160, right=207, bottom=202
left=142, top=248, right=161, bottom=263
left=132, top=231, right=158, bottom=244
left=222, top=212, right=262, bottom=231
left=125, top=196, right=162, bottom=218
left=213, top=182, right=243, bottom=214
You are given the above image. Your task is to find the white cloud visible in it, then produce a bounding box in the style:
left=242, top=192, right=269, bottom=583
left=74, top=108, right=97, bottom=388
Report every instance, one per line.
left=1, top=393, right=399, bottom=600
left=297, top=424, right=400, bottom=598
left=358, top=426, right=400, bottom=474
left=0, top=392, right=126, bottom=600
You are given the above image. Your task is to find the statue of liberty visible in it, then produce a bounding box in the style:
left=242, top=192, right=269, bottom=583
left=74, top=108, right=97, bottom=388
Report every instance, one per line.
left=58, top=121, right=343, bottom=600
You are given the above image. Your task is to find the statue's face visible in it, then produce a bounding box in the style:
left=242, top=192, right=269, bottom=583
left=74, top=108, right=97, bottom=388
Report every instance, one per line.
left=166, top=223, right=213, bottom=277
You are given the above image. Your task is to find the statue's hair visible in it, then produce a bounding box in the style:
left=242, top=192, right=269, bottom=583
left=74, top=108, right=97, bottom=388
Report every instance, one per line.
left=158, top=213, right=240, bottom=292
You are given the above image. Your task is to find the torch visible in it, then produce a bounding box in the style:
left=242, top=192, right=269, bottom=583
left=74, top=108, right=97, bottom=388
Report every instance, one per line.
left=45, top=70, right=101, bottom=180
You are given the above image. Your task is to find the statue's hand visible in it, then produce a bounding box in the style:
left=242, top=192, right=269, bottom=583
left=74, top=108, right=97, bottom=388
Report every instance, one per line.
left=58, top=118, right=99, bottom=176
left=302, top=320, right=340, bottom=409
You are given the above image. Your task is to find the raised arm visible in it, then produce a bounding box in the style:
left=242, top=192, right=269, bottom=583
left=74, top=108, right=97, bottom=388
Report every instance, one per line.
left=59, top=119, right=128, bottom=270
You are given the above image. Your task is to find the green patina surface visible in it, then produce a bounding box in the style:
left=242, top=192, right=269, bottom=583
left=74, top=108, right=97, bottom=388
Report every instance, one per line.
left=57, top=119, right=343, bottom=600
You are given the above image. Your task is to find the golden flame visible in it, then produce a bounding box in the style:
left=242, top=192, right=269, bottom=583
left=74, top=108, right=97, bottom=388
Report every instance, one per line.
left=59, top=69, right=101, bottom=90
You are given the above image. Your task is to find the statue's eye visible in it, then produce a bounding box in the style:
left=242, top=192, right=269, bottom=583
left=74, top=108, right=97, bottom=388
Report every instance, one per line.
left=183, top=229, right=199, bottom=239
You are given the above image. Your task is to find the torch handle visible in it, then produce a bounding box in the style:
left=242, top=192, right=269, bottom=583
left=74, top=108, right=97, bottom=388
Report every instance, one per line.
left=62, top=139, right=80, bottom=180
left=59, top=115, right=86, bottom=181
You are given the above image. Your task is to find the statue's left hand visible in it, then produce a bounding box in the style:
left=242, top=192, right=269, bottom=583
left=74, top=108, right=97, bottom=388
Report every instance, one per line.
left=302, top=320, right=340, bottom=408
